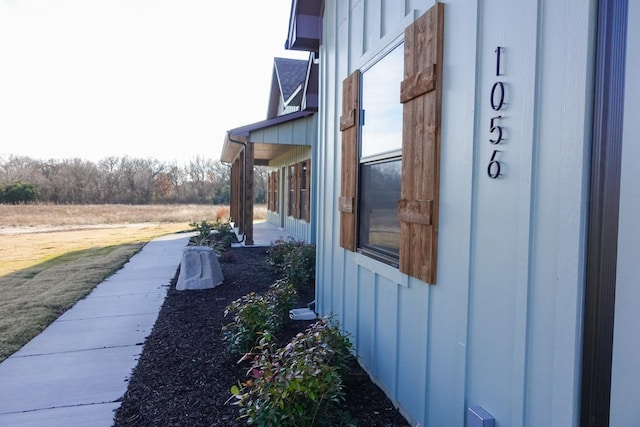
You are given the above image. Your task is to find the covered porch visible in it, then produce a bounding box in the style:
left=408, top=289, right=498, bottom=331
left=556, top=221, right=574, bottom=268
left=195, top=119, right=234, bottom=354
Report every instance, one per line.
left=221, top=110, right=316, bottom=245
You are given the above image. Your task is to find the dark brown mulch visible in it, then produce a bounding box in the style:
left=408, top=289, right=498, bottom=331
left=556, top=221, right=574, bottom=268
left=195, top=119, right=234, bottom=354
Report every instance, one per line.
left=113, top=247, right=409, bottom=426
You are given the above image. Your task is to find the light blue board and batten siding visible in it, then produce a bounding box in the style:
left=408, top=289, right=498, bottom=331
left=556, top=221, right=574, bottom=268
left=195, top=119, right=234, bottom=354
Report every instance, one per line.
left=249, top=113, right=317, bottom=146
left=466, top=0, right=593, bottom=425
left=316, top=1, right=593, bottom=426
left=265, top=145, right=315, bottom=243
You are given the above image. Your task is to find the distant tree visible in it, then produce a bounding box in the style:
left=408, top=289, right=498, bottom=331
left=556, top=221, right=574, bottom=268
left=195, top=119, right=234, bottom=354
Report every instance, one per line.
left=0, top=155, right=232, bottom=205
left=154, top=173, right=173, bottom=198
left=254, top=166, right=268, bottom=204
left=0, top=181, right=38, bottom=204
left=97, top=157, right=121, bottom=203
left=212, top=184, right=230, bottom=204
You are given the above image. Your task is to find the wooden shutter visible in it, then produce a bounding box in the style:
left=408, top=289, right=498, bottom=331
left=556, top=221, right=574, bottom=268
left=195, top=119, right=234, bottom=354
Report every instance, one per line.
left=339, top=70, right=360, bottom=251
left=398, top=3, right=444, bottom=284
left=268, top=172, right=274, bottom=211
left=274, top=171, right=279, bottom=212
left=304, top=159, right=311, bottom=222
left=294, top=162, right=301, bottom=219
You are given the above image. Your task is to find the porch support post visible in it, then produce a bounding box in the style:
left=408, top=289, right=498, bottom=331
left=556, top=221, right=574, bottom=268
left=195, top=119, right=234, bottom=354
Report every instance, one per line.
left=244, top=141, right=254, bottom=245
left=237, top=155, right=245, bottom=234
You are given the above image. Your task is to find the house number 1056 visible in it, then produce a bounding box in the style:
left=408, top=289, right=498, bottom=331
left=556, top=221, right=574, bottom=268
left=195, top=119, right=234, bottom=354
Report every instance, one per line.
left=488, top=47, right=504, bottom=179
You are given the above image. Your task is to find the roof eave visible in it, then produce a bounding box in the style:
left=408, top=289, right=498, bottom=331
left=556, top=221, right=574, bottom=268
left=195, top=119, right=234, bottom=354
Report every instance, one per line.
left=285, top=0, right=323, bottom=52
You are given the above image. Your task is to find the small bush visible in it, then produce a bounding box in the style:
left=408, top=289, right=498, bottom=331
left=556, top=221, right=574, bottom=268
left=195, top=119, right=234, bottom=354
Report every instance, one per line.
left=190, top=220, right=212, bottom=246
left=269, top=279, right=299, bottom=322
left=267, top=238, right=316, bottom=289
left=210, top=220, right=236, bottom=255
left=266, top=237, right=298, bottom=270
left=189, top=219, right=236, bottom=255
left=222, top=279, right=297, bottom=354
left=287, top=243, right=316, bottom=288
left=231, top=317, right=353, bottom=426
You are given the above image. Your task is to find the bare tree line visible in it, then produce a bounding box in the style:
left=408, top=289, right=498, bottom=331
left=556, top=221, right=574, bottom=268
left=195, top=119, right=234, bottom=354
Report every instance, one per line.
left=0, top=155, right=268, bottom=205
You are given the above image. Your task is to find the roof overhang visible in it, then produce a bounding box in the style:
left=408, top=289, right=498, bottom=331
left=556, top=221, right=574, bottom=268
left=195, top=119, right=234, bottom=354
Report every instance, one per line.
left=285, top=0, right=323, bottom=52
left=221, top=110, right=316, bottom=166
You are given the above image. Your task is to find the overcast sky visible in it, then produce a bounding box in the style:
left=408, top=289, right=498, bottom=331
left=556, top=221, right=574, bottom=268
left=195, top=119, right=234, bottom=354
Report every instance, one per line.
left=0, top=0, right=307, bottom=165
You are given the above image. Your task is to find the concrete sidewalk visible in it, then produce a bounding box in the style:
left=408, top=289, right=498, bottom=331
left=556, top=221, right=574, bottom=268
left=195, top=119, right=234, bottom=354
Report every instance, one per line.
left=0, top=233, right=191, bottom=427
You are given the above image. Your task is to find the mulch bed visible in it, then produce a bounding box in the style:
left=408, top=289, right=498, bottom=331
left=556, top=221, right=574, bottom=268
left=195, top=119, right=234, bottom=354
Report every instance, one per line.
left=113, top=246, right=409, bottom=426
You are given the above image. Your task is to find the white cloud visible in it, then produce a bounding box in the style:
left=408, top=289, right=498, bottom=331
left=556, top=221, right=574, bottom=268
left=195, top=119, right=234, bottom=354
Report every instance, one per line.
left=0, top=0, right=307, bottom=165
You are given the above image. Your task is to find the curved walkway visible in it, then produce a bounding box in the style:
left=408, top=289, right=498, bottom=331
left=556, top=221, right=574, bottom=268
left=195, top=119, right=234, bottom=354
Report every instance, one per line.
left=0, top=233, right=191, bottom=427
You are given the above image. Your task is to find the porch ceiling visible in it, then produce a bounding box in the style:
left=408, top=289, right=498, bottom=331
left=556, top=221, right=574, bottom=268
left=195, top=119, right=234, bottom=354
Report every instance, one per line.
left=221, top=139, right=307, bottom=166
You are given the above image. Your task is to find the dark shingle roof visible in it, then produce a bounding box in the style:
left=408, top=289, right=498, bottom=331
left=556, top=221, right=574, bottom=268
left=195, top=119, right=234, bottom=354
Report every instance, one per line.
left=274, top=57, right=308, bottom=100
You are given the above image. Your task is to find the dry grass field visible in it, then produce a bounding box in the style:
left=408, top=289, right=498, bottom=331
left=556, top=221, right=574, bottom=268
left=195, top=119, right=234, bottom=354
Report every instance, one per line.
left=0, top=203, right=266, bottom=362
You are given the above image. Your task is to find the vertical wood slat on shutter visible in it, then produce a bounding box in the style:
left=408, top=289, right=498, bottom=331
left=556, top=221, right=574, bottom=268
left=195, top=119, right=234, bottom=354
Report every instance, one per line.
left=398, top=3, right=444, bottom=284
left=339, top=70, right=360, bottom=251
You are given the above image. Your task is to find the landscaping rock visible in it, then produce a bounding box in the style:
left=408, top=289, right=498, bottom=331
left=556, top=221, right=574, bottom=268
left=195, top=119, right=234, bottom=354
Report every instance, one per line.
left=176, top=246, right=223, bottom=290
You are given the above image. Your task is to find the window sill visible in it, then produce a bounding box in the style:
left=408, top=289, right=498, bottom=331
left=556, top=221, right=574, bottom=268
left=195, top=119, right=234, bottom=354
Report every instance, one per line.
left=354, top=251, right=409, bottom=288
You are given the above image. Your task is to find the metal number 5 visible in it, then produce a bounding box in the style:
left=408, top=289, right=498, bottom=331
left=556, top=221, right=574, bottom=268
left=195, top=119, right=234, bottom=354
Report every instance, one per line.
left=489, top=116, right=503, bottom=144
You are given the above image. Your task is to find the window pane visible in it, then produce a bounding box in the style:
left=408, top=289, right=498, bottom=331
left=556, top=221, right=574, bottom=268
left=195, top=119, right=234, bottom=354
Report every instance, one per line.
left=358, top=158, right=401, bottom=258
left=361, top=44, right=404, bottom=159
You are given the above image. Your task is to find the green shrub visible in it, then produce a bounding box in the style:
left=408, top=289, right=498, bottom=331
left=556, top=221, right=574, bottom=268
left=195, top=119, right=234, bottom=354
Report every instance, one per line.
left=222, top=279, right=297, bottom=354
left=189, top=219, right=236, bottom=255
left=265, top=237, right=299, bottom=270
left=210, top=220, right=236, bottom=255
left=267, top=238, right=316, bottom=289
left=190, top=220, right=212, bottom=246
left=287, top=242, right=316, bottom=288
left=223, top=292, right=273, bottom=354
left=231, top=317, right=353, bottom=426
left=269, top=279, right=299, bottom=322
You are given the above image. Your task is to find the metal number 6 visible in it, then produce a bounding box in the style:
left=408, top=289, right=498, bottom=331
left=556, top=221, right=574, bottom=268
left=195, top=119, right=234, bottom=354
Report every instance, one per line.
left=487, top=149, right=502, bottom=179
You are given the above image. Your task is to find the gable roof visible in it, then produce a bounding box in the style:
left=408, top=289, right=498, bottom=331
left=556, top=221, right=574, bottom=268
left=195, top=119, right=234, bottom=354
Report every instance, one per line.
left=274, top=57, right=308, bottom=101
left=266, top=53, right=318, bottom=119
